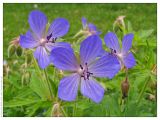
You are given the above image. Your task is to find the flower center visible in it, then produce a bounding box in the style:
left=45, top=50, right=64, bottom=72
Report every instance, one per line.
left=110, top=48, right=124, bottom=60
left=39, top=38, right=47, bottom=46
left=77, top=63, right=93, bottom=80
left=117, top=53, right=123, bottom=59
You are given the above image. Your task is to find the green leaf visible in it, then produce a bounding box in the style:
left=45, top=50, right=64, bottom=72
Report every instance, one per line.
left=127, top=21, right=133, bottom=32
left=139, top=29, right=154, bottom=39
left=4, top=98, right=45, bottom=108
left=29, top=72, right=52, bottom=100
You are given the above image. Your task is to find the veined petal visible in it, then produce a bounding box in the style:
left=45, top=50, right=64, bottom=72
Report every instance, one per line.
left=50, top=47, right=78, bottom=71
left=48, top=18, right=70, bottom=39
left=82, top=17, right=87, bottom=29
left=123, top=52, right=136, bottom=69
left=34, top=46, right=50, bottom=69
left=104, top=32, right=120, bottom=52
left=89, top=54, right=120, bottom=79
left=122, top=33, right=134, bottom=53
left=58, top=73, right=80, bottom=101
left=80, top=78, right=104, bottom=103
left=28, top=10, right=47, bottom=39
left=45, top=42, right=71, bottom=52
left=54, top=42, right=72, bottom=50
left=80, top=35, right=102, bottom=65
left=97, top=49, right=108, bottom=57
left=20, top=30, right=39, bottom=48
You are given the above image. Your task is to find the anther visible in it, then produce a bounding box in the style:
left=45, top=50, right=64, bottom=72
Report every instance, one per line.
left=47, top=33, right=52, bottom=41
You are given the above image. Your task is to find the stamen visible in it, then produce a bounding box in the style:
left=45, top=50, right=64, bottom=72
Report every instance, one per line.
left=51, top=37, right=57, bottom=43
left=80, top=65, right=83, bottom=69
left=110, top=48, right=117, bottom=55
left=79, top=63, right=93, bottom=80
left=47, top=33, right=52, bottom=41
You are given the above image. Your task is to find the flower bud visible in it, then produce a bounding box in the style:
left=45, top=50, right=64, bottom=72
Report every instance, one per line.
left=113, top=16, right=126, bottom=32
left=149, top=94, right=156, bottom=101
left=21, top=72, right=31, bottom=86
left=25, top=53, right=32, bottom=65
left=16, top=46, right=23, bottom=57
left=8, top=44, right=16, bottom=58
left=121, top=77, right=129, bottom=99
left=51, top=102, right=63, bottom=117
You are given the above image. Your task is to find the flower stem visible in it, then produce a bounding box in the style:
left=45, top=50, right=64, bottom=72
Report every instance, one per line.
left=32, top=53, right=53, bottom=100
left=73, top=100, right=77, bottom=116
left=60, top=106, right=67, bottom=117
left=137, top=76, right=151, bottom=104
left=73, top=30, right=83, bottom=38
left=44, top=69, right=54, bottom=100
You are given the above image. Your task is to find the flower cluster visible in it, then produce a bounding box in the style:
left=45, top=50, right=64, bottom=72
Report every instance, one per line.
left=20, top=10, right=136, bottom=103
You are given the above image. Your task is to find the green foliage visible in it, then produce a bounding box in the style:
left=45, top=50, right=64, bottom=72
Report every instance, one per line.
left=3, top=3, right=157, bottom=117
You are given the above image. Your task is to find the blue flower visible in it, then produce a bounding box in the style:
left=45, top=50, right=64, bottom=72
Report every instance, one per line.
left=81, top=17, right=101, bottom=36
left=50, top=35, right=120, bottom=103
left=20, top=10, right=70, bottom=69
left=104, top=32, right=136, bottom=69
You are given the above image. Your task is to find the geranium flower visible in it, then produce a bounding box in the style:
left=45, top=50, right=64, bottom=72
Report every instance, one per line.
left=50, top=35, right=120, bottom=103
left=81, top=17, right=101, bottom=36
left=20, top=10, right=70, bottom=69
left=104, top=32, right=136, bottom=69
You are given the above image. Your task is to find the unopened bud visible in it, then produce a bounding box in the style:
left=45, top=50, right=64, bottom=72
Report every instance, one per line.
left=113, top=16, right=126, bottom=32
left=121, top=77, right=129, bottom=99
left=25, top=53, right=32, bottom=65
left=8, top=44, right=16, bottom=58
left=148, top=94, right=155, bottom=101
left=51, top=102, right=63, bottom=117
left=21, top=72, right=31, bottom=86
left=16, top=46, right=23, bottom=57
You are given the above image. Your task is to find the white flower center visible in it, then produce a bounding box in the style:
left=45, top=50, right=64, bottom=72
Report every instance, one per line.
left=39, top=38, right=46, bottom=46
left=77, top=63, right=93, bottom=80
left=117, top=53, right=123, bottom=59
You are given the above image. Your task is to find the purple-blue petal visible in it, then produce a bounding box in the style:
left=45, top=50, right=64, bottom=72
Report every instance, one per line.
left=20, top=30, right=39, bottom=48
left=97, top=49, right=108, bottom=57
left=28, top=10, right=47, bottom=39
left=48, top=18, right=70, bottom=39
left=50, top=47, right=78, bottom=71
left=45, top=42, right=71, bottom=52
left=88, top=23, right=97, bottom=31
left=89, top=54, right=120, bottom=79
left=80, top=78, right=104, bottom=103
left=123, top=52, right=136, bottom=69
left=88, top=23, right=101, bottom=35
left=104, top=32, right=120, bottom=52
left=82, top=17, right=87, bottom=29
left=122, top=33, right=134, bottom=53
left=34, top=46, right=50, bottom=69
left=58, top=73, right=80, bottom=101
left=80, top=35, right=102, bottom=65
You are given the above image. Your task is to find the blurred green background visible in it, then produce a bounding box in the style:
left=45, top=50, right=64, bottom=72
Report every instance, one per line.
left=3, top=3, right=157, bottom=117
left=3, top=3, right=157, bottom=58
